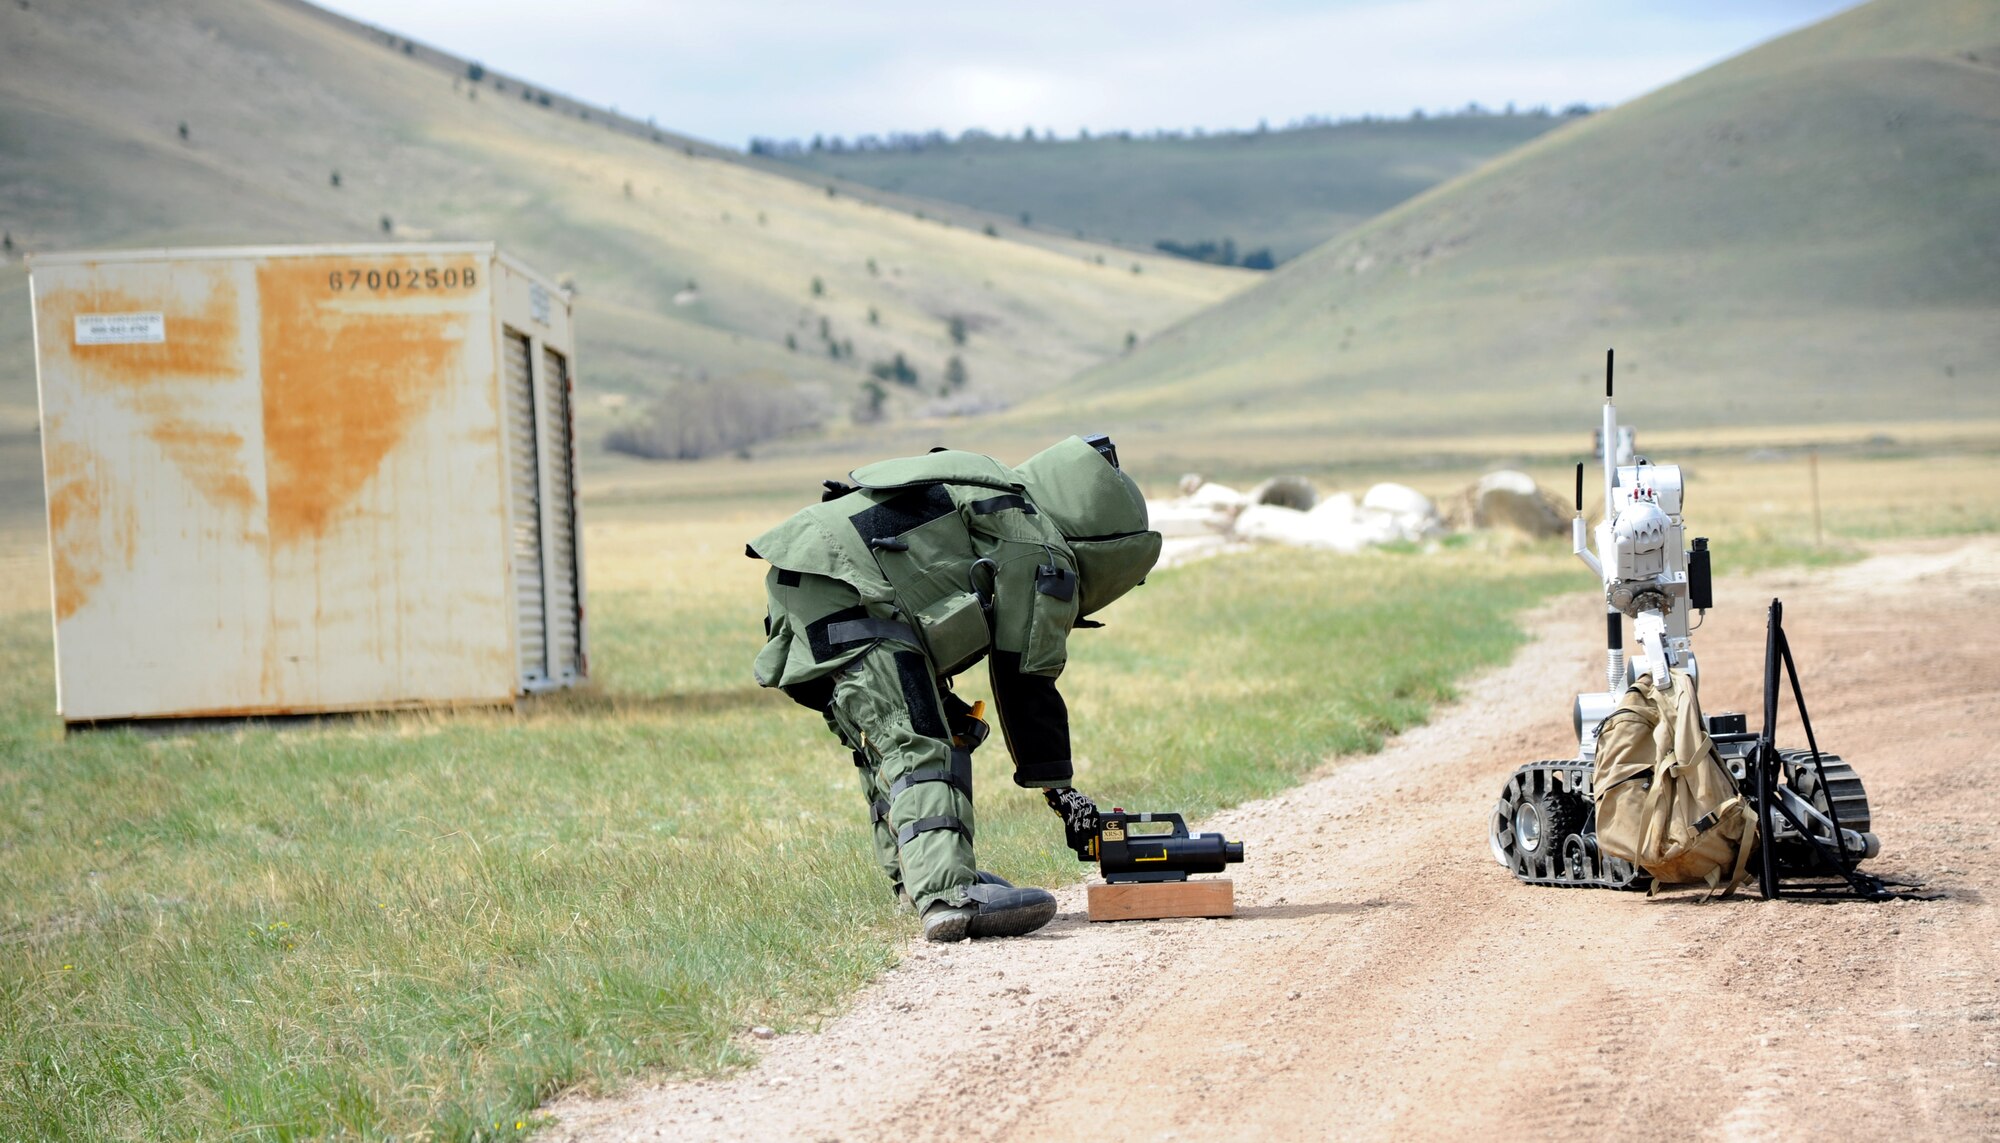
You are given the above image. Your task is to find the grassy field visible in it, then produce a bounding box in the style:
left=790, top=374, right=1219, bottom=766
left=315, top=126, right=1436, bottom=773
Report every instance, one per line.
left=0, top=504, right=1576, bottom=1139
left=1049, top=0, right=2000, bottom=440
left=0, top=0, right=1248, bottom=450
left=768, top=114, right=1564, bottom=264
left=2, top=441, right=1993, bottom=1139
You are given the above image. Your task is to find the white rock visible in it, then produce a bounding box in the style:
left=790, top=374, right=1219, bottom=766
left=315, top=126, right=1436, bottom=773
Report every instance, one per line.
left=1307, top=491, right=1358, bottom=526
left=1361, top=482, right=1435, bottom=519
left=1147, top=502, right=1234, bottom=539
left=1233, top=503, right=1315, bottom=545
left=1476, top=470, right=1540, bottom=498
left=1185, top=482, right=1249, bottom=510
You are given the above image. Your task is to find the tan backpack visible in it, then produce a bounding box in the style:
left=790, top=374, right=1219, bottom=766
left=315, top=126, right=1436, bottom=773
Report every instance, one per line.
left=1593, top=669, right=1758, bottom=896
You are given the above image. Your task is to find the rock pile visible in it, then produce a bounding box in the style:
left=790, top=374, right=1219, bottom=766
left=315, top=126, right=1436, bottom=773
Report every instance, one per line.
left=1442, top=470, right=1570, bottom=538
left=1150, top=469, right=1568, bottom=567
left=1152, top=475, right=1445, bottom=565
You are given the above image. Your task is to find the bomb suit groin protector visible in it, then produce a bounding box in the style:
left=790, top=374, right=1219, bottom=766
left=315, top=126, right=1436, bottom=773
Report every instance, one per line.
left=748, top=436, right=1161, bottom=938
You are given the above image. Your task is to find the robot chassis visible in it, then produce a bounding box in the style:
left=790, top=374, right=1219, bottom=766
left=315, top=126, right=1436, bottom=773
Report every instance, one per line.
left=1489, top=351, right=1888, bottom=899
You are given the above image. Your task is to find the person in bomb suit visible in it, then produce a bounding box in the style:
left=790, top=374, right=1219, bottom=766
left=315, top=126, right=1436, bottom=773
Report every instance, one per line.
left=748, top=435, right=1162, bottom=941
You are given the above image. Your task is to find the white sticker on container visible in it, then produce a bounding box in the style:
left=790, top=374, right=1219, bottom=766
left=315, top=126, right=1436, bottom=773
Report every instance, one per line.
left=75, top=312, right=166, bottom=345
left=529, top=283, right=550, bottom=326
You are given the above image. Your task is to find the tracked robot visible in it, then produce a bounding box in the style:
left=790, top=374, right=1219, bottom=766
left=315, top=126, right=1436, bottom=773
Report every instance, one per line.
left=1489, top=351, right=1889, bottom=898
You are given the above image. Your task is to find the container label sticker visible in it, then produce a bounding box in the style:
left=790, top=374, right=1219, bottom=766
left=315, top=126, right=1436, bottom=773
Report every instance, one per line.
left=75, top=312, right=166, bottom=345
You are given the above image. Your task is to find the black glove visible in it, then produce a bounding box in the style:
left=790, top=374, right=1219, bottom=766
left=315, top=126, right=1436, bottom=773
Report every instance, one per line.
left=1043, top=787, right=1101, bottom=860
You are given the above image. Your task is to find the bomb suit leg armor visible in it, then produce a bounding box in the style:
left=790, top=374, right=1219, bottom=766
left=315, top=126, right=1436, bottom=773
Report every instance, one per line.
left=758, top=568, right=972, bottom=909
left=827, top=643, right=979, bottom=915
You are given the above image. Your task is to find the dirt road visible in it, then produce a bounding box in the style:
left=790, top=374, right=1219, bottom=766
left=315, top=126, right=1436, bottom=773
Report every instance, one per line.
left=551, top=539, right=2000, bottom=1141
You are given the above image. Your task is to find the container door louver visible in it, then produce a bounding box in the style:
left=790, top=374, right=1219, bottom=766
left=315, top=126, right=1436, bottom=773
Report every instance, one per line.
left=503, top=328, right=548, bottom=687
left=540, top=345, right=583, bottom=681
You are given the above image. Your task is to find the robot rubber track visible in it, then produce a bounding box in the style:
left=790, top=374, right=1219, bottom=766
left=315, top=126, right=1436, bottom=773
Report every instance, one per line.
left=1490, top=761, right=1647, bottom=890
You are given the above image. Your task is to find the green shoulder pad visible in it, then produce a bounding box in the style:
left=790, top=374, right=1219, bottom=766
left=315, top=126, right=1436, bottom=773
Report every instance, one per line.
left=850, top=450, right=1022, bottom=492
left=748, top=505, right=895, bottom=603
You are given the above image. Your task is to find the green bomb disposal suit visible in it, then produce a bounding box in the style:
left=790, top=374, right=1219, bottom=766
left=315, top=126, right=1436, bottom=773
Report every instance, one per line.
left=748, top=436, right=1160, bottom=937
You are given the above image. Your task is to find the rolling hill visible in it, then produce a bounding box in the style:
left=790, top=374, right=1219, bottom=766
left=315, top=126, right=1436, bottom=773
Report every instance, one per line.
left=767, top=113, right=1567, bottom=266
left=0, top=0, right=1250, bottom=502
left=1037, top=0, right=2000, bottom=455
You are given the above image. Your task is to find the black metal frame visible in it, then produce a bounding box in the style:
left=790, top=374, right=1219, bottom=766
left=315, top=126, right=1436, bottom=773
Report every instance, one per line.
left=1745, top=599, right=1902, bottom=901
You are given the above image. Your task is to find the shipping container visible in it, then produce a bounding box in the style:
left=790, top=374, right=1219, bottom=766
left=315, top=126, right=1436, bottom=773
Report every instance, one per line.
left=26, top=242, right=587, bottom=724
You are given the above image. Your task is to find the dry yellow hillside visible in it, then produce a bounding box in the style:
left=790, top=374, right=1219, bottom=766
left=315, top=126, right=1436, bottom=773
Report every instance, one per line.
left=0, top=0, right=1249, bottom=496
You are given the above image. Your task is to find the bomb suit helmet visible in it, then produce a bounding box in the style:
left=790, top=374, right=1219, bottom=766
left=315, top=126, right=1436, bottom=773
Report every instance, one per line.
left=1014, top=434, right=1163, bottom=618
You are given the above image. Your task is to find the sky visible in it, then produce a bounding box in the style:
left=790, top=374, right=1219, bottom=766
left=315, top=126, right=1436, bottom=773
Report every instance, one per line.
left=320, top=0, right=1860, bottom=149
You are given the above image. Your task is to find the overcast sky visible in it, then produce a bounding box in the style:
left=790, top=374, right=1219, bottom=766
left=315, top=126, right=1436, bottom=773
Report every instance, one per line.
left=321, top=0, right=1858, bottom=148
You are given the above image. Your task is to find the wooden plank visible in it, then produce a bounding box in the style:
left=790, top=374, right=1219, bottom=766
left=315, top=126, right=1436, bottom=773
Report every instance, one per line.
left=1086, top=878, right=1234, bottom=922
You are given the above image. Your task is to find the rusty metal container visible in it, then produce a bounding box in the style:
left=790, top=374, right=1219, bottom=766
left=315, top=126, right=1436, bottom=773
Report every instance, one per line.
left=26, top=242, right=586, bottom=724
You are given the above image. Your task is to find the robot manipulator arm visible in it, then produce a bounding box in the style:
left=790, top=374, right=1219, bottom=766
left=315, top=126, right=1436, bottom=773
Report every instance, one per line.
left=1603, top=495, right=1697, bottom=689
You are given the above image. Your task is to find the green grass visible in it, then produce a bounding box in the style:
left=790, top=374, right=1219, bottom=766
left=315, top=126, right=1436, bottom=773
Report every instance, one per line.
left=1039, top=0, right=2000, bottom=445
left=770, top=114, right=1562, bottom=264
left=0, top=539, right=1575, bottom=1140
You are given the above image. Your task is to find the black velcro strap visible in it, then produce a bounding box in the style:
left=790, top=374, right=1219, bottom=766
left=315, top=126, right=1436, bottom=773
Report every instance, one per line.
left=776, top=568, right=802, bottom=587
left=896, top=815, right=970, bottom=847
left=805, top=608, right=921, bottom=662
left=970, top=493, right=1035, bottom=516
left=805, top=606, right=868, bottom=661
left=1035, top=563, right=1076, bottom=600
left=870, top=798, right=889, bottom=824
left=849, top=484, right=955, bottom=547
left=895, top=651, right=948, bottom=739
left=825, top=617, right=921, bottom=648
left=889, top=759, right=970, bottom=800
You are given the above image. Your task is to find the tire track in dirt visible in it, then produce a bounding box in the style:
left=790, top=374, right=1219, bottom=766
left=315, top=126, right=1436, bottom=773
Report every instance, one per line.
left=550, top=538, right=2000, bottom=1141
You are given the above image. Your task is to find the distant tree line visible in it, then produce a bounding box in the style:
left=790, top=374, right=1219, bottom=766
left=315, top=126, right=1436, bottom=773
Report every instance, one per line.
left=1153, top=238, right=1275, bottom=270
left=747, top=103, right=1598, bottom=157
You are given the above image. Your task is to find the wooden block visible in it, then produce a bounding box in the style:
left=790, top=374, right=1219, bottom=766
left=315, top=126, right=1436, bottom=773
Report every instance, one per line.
left=1086, top=878, right=1234, bottom=922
